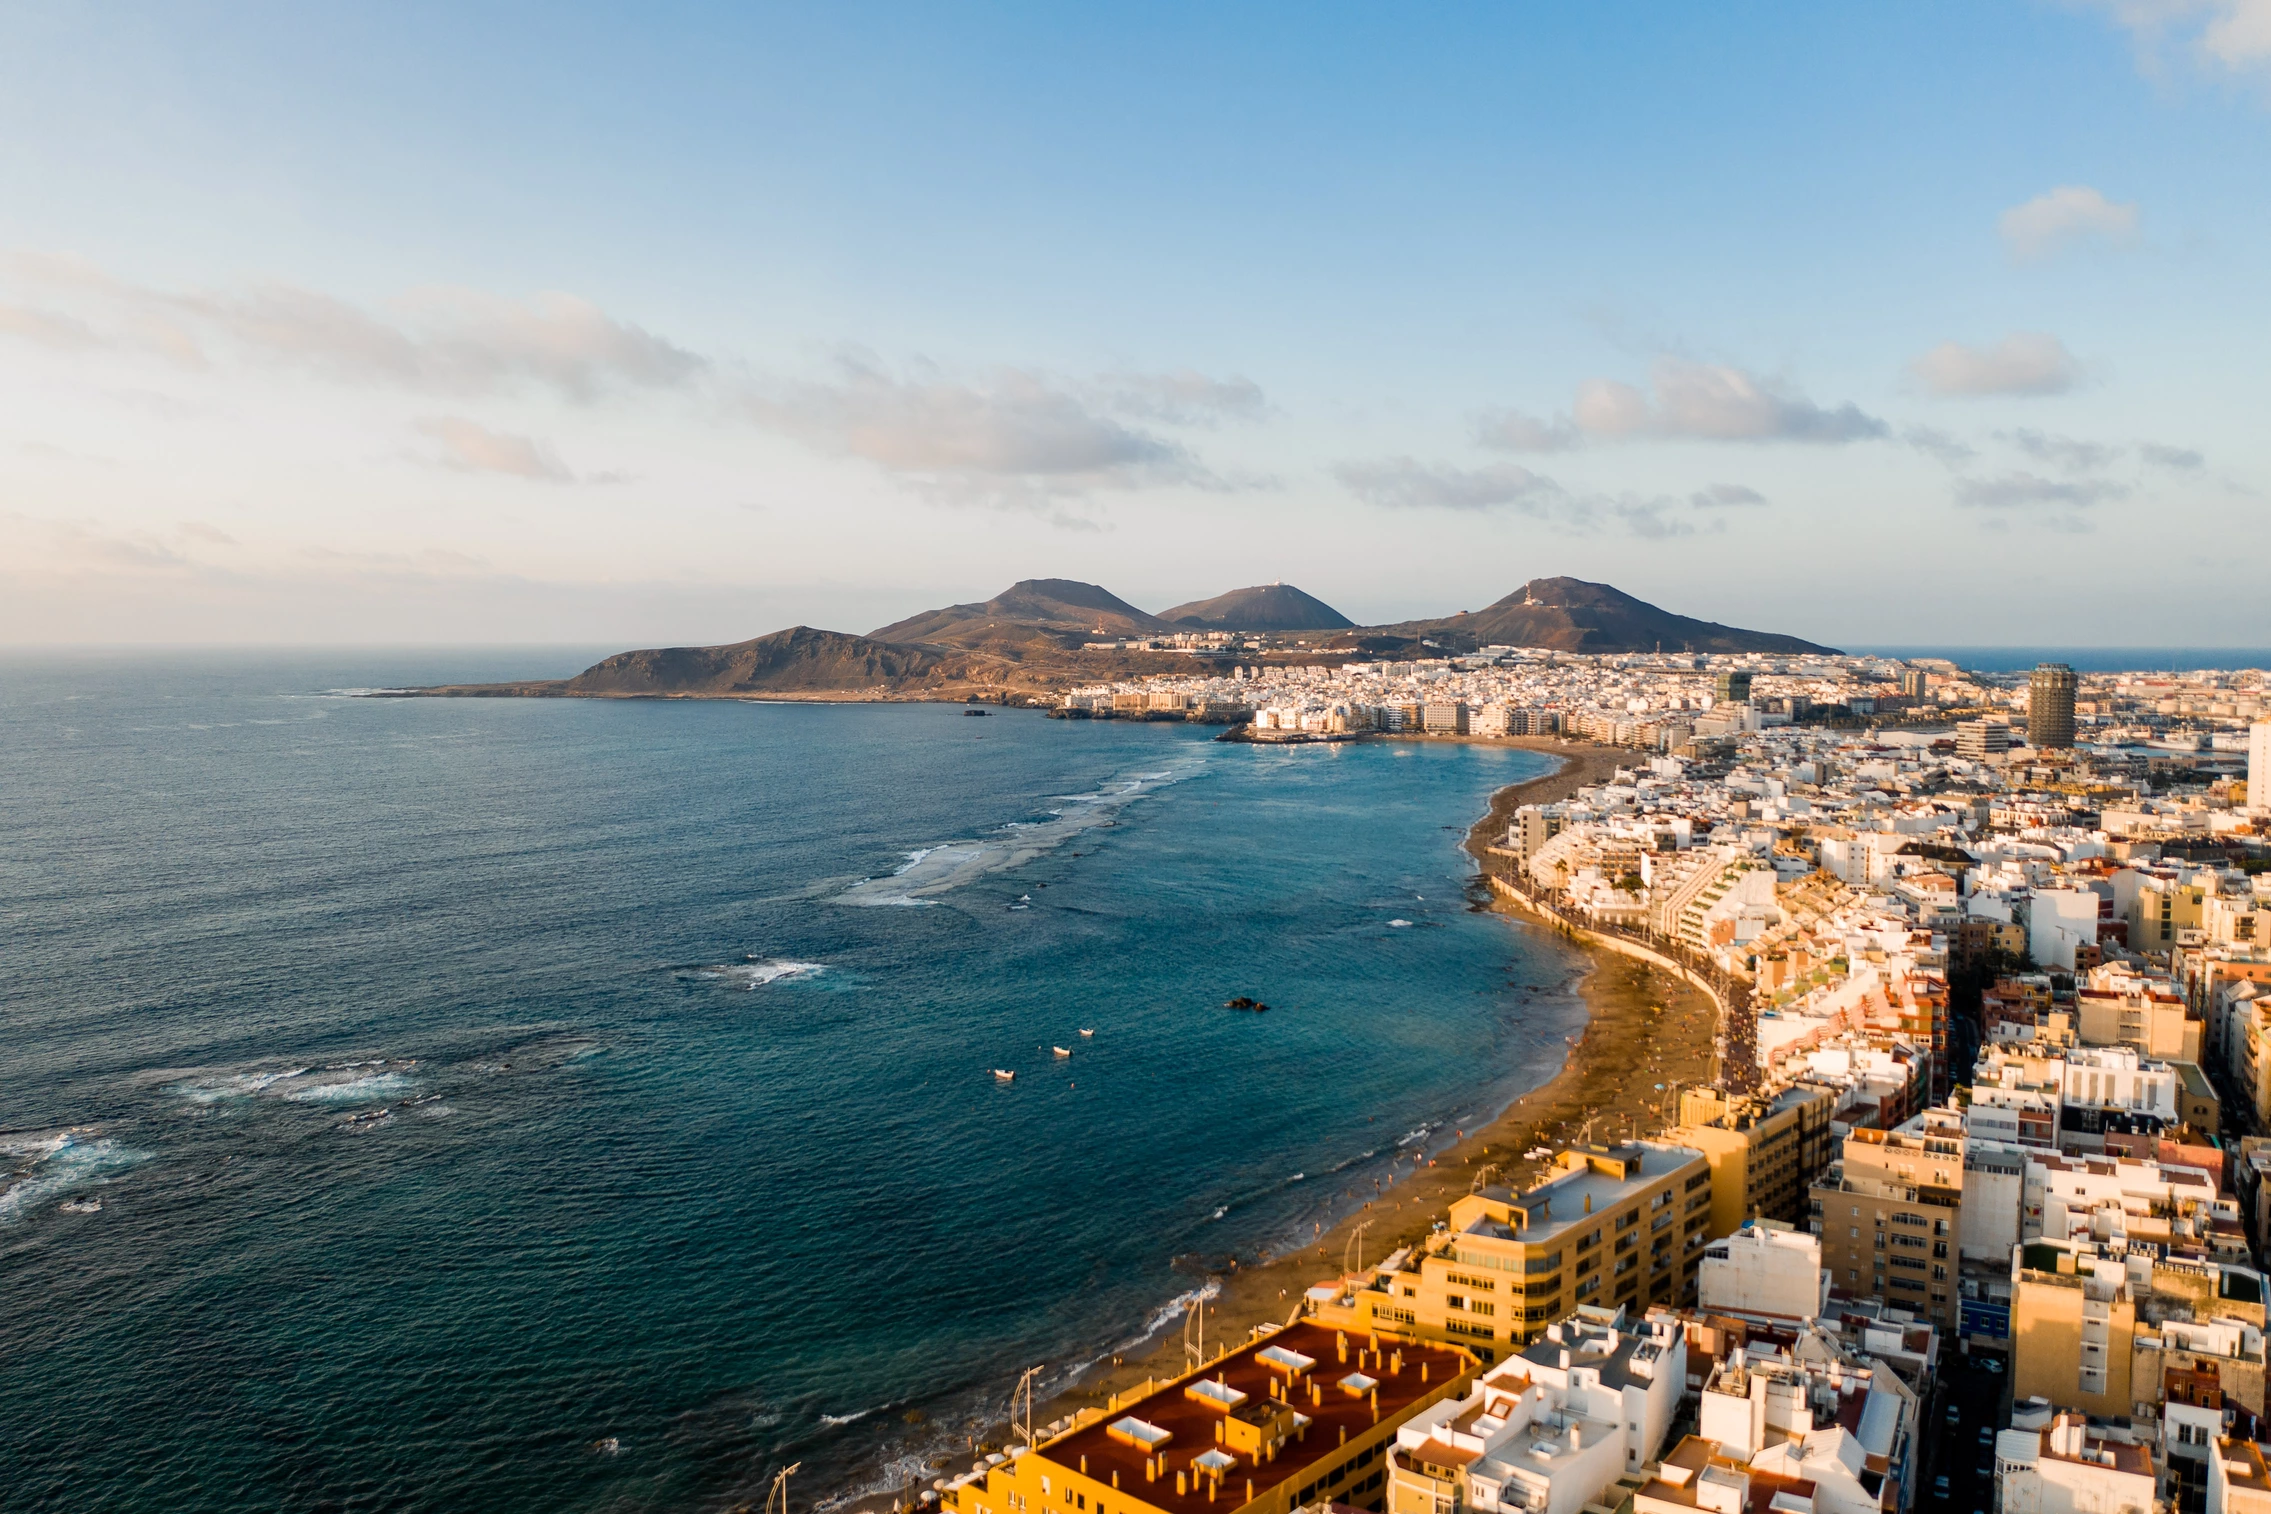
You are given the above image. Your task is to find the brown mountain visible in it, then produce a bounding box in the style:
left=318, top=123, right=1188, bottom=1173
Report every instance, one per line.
left=869, top=578, right=1171, bottom=655
left=410, top=626, right=957, bottom=699
left=1370, top=576, right=1834, bottom=655
left=1158, top=583, right=1354, bottom=631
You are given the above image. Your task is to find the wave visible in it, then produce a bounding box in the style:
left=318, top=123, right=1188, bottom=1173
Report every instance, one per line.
left=818, top=1407, right=876, bottom=1428
left=0, top=1130, right=148, bottom=1223
left=835, top=764, right=1199, bottom=906
left=1122, top=1275, right=1223, bottom=1350
left=677, top=957, right=827, bottom=990
left=169, top=1059, right=418, bottom=1108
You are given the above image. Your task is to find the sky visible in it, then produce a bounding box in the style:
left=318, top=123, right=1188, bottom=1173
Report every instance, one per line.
left=2, top=1, right=2268, bottom=648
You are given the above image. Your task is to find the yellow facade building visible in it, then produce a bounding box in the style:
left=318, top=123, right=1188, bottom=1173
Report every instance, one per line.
left=1312, top=1142, right=1712, bottom=1361
left=1673, top=1085, right=1838, bottom=1240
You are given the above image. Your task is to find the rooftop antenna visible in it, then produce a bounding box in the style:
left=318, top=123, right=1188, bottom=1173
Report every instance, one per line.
left=766, top=1463, right=803, bottom=1514
left=1014, top=1365, right=1045, bottom=1450
left=1343, top=1219, right=1374, bottom=1277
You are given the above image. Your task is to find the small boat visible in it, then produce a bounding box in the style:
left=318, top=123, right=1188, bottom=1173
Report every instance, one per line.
left=993, top=1069, right=1016, bottom=1083
left=1053, top=1046, right=1072, bottom=1059
left=1079, top=1028, right=1094, bottom=1038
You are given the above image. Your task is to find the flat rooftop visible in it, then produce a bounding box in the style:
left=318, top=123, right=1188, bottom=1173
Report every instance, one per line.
left=1030, top=1321, right=1471, bottom=1514
left=1466, top=1142, right=1705, bottom=1247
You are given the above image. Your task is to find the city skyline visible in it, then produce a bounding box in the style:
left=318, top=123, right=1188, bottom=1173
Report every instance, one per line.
left=3, top=3, right=2268, bottom=646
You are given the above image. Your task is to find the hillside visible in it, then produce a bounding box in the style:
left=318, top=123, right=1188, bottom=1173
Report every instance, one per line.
left=1157, top=583, right=1354, bottom=631
left=869, top=578, right=1171, bottom=655
left=1371, top=577, right=1834, bottom=655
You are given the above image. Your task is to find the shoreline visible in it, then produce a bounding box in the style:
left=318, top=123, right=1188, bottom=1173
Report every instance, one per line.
left=830, top=738, right=1712, bottom=1512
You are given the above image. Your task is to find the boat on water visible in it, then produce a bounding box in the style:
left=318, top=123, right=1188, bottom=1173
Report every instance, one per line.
left=1052, top=1046, right=1071, bottom=1058
left=1078, top=1028, right=1094, bottom=1038
left=993, top=1069, right=1016, bottom=1082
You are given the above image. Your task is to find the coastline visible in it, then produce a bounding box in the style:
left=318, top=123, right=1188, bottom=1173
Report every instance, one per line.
left=836, top=737, right=1713, bottom=1510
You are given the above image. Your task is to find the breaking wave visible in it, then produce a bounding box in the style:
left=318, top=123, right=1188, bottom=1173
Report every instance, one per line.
left=0, top=1130, right=148, bottom=1223
left=836, top=766, right=1197, bottom=906
left=676, top=957, right=826, bottom=989
left=169, top=1059, right=418, bottom=1108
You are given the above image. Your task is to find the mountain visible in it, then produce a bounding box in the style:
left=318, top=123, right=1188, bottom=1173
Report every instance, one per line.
left=1157, top=583, right=1354, bottom=631
left=411, top=627, right=958, bottom=699
left=868, top=578, right=1172, bottom=655
left=1368, top=577, right=1834, bottom=655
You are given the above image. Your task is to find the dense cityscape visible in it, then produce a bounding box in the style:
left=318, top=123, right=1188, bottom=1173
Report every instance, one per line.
left=922, top=654, right=2271, bottom=1514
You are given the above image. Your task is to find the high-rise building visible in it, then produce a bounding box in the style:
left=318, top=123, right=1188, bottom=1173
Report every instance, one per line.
left=1714, top=670, right=1753, bottom=705
left=1899, top=669, right=1928, bottom=698
left=2029, top=662, right=2077, bottom=749
left=1957, top=718, right=2013, bottom=761
left=2250, top=720, right=2271, bottom=816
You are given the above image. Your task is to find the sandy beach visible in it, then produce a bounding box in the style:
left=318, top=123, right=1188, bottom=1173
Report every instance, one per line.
left=853, top=738, right=1717, bottom=1500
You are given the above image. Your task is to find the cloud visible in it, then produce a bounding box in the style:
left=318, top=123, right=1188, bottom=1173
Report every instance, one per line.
left=1689, top=483, right=1767, bottom=508
left=1998, top=186, right=2140, bottom=261
left=0, top=254, right=704, bottom=400
left=415, top=417, right=576, bottom=483
left=1953, top=472, right=2131, bottom=509
left=2140, top=441, right=2205, bottom=469
left=1910, top=333, right=2082, bottom=396
left=1902, top=425, right=1978, bottom=467
left=1095, top=370, right=1266, bottom=426
left=0, top=302, right=100, bottom=350
left=1472, top=408, right=1581, bottom=452
left=1333, top=457, right=1564, bottom=513
left=177, top=521, right=237, bottom=545
left=2073, top=0, right=2271, bottom=84
left=743, top=355, right=1212, bottom=500
left=2000, top=428, right=2121, bottom=470
left=1479, top=358, right=1885, bottom=450
left=1333, top=457, right=1735, bottom=538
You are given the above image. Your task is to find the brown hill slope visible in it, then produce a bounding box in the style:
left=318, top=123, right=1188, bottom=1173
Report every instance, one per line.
left=1157, top=583, right=1354, bottom=631
left=869, top=578, right=1170, bottom=655
left=1371, top=577, right=1834, bottom=655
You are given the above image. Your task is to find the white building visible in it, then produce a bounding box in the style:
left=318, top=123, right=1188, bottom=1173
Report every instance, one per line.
left=1997, top=1411, right=2154, bottom=1514
left=1385, top=1306, right=1685, bottom=1514
left=2030, top=890, right=2103, bottom=973
left=1697, top=1222, right=1827, bottom=1322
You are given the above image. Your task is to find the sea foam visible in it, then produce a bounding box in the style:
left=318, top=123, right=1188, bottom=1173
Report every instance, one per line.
left=836, top=764, right=1199, bottom=906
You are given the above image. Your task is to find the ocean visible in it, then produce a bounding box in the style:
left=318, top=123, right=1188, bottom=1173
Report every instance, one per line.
left=0, top=650, right=1584, bottom=1514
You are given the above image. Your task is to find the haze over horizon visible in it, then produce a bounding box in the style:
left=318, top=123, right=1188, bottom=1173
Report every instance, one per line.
left=4, top=4, right=2268, bottom=648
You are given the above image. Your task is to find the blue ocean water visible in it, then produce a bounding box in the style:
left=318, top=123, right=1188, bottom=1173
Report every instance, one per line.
left=1850, top=646, right=2271, bottom=673
left=0, top=651, right=1584, bottom=1514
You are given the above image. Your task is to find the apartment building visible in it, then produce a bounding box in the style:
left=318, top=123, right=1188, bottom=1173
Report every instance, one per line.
left=1996, top=1412, right=2153, bottom=1514
left=1809, top=1111, right=1964, bottom=1333
left=943, top=1321, right=1475, bottom=1514
left=1696, top=1222, right=1826, bottom=1322
left=1382, top=1306, right=1685, bottom=1514
left=1315, top=1143, right=1712, bottom=1360
left=1673, top=1085, right=1839, bottom=1239
left=2009, top=1238, right=2268, bottom=1420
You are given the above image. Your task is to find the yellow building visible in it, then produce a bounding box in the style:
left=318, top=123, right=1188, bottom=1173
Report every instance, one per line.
left=2010, top=1238, right=2267, bottom=1420
left=1313, top=1142, right=1712, bottom=1360
left=1808, top=1110, right=1963, bottom=1333
left=942, top=1321, right=1475, bottom=1514
left=1673, top=1084, right=1838, bottom=1239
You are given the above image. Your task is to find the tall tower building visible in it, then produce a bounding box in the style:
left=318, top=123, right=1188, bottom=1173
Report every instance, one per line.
left=2029, top=662, right=2077, bottom=749
left=2250, top=720, right=2271, bottom=816
left=1715, top=670, right=1754, bottom=705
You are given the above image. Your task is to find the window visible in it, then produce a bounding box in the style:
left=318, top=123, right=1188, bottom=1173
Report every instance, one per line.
left=1617, top=1212, right=1639, bottom=1230
left=1445, top=1272, right=1496, bottom=1291
left=1577, top=1230, right=1602, bottom=1252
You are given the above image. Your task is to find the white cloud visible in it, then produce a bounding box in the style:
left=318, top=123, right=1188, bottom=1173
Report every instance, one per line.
left=1902, top=425, right=1978, bottom=467
left=1479, top=358, right=1884, bottom=450
left=2140, top=441, right=2206, bottom=468
left=2074, top=0, right=2271, bottom=83
left=1472, top=408, right=1580, bottom=452
left=1910, top=333, right=2082, bottom=396
left=0, top=255, right=705, bottom=400
left=1333, top=457, right=1564, bottom=513
left=1998, top=186, right=2140, bottom=262
left=743, top=355, right=1207, bottom=499
left=1999, top=428, right=2121, bottom=470
left=1954, top=472, right=2130, bottom=508
left=1095, top=370, right=1266, bottom=426
left=415, top=417, right=575, bottom=483
left=1689, top=483, right=1767, bottom=507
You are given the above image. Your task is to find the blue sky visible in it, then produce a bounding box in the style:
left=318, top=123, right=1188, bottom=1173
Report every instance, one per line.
left=2, top=2, right=2266, bottom=645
